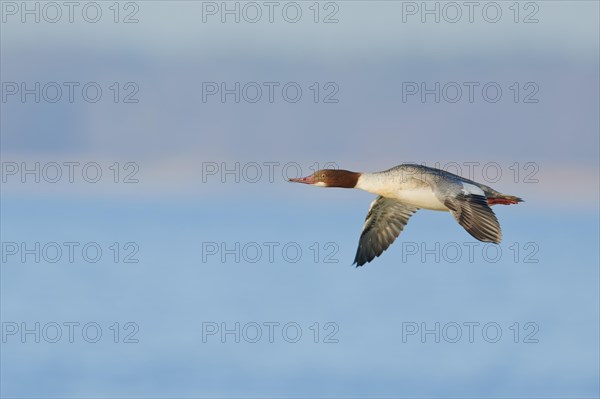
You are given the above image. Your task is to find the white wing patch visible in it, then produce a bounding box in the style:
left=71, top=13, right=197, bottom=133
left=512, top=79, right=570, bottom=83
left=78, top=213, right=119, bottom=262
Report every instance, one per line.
left=461, top=182, right=485, bottom=197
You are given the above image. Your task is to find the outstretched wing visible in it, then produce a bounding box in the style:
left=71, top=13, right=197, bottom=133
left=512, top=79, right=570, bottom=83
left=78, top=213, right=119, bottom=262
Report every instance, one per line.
left=444, top=193, right=502, bottom=243
left=354, top=196, right=419, bottom=267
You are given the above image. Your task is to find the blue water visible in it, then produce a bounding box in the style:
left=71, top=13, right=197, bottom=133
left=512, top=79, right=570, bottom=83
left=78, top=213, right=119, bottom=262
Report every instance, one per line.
left=2, top=194, right=598, bottom=398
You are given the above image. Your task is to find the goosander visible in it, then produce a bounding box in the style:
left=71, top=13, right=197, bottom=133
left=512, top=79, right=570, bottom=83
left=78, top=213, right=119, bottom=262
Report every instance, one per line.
left=289, top=164, right=523, bottom=266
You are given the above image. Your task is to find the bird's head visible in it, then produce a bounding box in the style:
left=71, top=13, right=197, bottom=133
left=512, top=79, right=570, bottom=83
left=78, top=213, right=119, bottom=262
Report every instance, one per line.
left=288, top=169, right=360, bottom=188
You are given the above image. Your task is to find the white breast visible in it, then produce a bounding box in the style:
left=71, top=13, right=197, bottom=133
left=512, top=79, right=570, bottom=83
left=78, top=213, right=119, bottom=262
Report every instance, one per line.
left=391, top=188, right=448, bottom=211
left=356, top=174, right=448, bottom=211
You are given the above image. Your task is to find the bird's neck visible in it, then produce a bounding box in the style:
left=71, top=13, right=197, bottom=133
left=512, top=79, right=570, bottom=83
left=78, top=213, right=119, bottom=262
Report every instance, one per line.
left=355, top=172, right=394, bottom=196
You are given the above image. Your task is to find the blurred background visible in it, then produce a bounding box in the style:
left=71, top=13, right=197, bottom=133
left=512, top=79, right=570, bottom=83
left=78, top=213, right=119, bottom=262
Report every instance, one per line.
left=1, top=1, right=599, bottom=397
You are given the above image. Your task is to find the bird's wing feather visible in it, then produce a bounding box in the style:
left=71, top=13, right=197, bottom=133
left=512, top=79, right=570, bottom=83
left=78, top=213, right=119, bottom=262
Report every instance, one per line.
left=411, top=170, right=503, bottom=244
left=354, top=196, right=419, bottom=267
left=444, top=193, right=502, bottom=243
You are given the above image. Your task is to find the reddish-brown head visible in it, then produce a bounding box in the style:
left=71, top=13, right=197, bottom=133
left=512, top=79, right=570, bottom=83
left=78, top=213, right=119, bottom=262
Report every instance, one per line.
left=289, top=169, right=360, bottom=188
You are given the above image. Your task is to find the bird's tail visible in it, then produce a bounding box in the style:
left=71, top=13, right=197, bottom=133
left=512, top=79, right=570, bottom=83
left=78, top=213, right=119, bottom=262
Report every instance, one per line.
left=487, top=195, right=523, bottom=205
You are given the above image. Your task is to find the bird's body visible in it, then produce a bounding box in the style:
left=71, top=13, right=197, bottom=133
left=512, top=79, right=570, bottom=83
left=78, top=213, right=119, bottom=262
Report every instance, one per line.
left=357, top=166, right=450, bottom=210
left=289, top=164, right=523, bottom=266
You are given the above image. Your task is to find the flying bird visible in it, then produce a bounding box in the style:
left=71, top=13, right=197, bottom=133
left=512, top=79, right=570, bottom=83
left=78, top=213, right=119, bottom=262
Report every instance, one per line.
left=289, top=164, right=523, bottom=266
